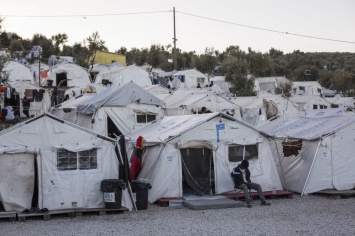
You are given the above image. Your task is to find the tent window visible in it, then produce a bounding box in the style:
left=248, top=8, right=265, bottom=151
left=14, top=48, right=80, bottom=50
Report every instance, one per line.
left=57, top=148, right=97, bottom=171
left=78, top=149, right=97, bottom=170
left=197, top=77, right=205, bottom=84
left=282, top=140, right=302, bottom=157
left=228, top=145, right=258, bottom=162
left=136, top=112, right=156, bottom=123
left=57, top=149, right=77, bottom=171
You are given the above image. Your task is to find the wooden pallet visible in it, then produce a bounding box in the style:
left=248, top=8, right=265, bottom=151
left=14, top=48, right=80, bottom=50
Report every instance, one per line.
left=316, top=189, right=355, bottom=199
left=223, top=190, right=294, bottom=201
left=74, top=207, right=129, bottom=216
left=17, top=212, right=50, bottom=222
left=156, top=197, right=185, bottom=207
left=16, top=207, right=129, bottom=222
left=0, top=212, right=17, bottom=222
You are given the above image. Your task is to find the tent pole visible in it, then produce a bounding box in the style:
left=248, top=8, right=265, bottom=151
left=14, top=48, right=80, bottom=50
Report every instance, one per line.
left=274, top=139, right=288, bottom=191
left=301, top=140, right=321, bottom=196
left=115, top=140, right=137, bottom=211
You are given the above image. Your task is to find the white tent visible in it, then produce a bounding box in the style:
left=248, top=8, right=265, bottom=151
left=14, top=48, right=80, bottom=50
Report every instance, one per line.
left=2, top=60, right=33, bottom=85
left=47, top=62, right=91, bottom=88
left=290, top=95, right=332, bottom=110
left=125, top=113, right=282, bottom=203
left=259, top=113, right=355, bottom=195
left=172, top=69, right=209, bottom=89
left=325, top=97, right=355, bottom=110
left=10, top=80, right=51, bottom=117
left=154, top=89, right=242, bottom=120
left=94, top=65, right=152, bottom=87
left=292, top=81, right=323, bottom=96
left=0, top=113, right=132, bottom=212
left=228, top=93, right=303, bottom=126
left=50, top=81, right=166, bottom=136
left=254, top=76, right=290, bottom=94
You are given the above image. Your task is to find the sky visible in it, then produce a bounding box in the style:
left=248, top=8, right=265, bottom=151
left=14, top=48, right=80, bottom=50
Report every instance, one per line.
left=1, top=0, right=355, bottom=54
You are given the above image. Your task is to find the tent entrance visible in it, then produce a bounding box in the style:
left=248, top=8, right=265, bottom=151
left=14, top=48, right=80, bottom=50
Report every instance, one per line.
left=0, top=153, right=36, bottom=212
left=56, top=73, right=68, bottom=87
left=107, top=115, right=122, bottom=138
left=31, top=154, right=39, bottom=208
left=180, top=148, right=214, bottom=196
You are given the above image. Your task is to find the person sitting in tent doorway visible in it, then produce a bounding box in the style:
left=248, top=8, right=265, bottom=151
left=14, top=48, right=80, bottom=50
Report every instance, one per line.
left=231, top=160, right=271, bottom=208
left=22, top=92, right=30, bottom=118
left=130, top=136, right=145, bottom=180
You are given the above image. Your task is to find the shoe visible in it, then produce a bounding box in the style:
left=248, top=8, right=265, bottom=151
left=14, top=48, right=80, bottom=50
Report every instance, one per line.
left=261, top=202, right=271, bottom=206
left=247, top=204, right=252, bottom=208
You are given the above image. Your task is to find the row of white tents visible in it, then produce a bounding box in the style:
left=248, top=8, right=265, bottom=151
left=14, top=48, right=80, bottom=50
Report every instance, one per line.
left=1, top=60, right=355, bottom=213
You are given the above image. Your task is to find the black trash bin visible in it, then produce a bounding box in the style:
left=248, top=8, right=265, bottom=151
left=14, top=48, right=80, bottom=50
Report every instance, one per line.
left=100, top=179, right=126, bottom=209
left=131, top=180, right=152, bottom=210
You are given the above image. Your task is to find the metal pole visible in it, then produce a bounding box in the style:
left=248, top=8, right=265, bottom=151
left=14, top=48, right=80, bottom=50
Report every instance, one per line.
left=38, top=47, right=41, bottom=87
left=173, top=7, right=177, bottom=70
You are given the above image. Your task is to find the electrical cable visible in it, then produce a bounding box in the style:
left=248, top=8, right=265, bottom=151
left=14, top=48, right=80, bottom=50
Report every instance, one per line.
left=177, top=11, right=355, bottom=44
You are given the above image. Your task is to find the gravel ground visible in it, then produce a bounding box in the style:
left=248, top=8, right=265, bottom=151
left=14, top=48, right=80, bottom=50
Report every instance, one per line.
left=1, top=194, right=355, bottom=236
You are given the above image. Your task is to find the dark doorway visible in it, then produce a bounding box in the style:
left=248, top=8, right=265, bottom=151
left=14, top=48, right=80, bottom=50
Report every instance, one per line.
left=31, top=154, right=39, bottom=208
left=89, top=71, right=98, bottom=83
left=107, top=115, right=122, bottom=139
left=180, top=147, right=214, bottom=196
left=56, top=73, right=68, bottom=87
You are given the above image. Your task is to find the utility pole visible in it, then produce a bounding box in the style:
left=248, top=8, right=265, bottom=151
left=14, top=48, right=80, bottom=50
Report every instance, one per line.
left=38, top=47, right=41, bottom=87
left=173, top=7, right=177, bottom=70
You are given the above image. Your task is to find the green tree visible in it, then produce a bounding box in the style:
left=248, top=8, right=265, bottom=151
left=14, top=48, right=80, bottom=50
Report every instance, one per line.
left=221, top=57, right=255, bottom=96
left=51, top=33, right=68, bottom=55
left=86, top=31, right=108, bottom=66
left=332, top=69, right=354, bottom=96
left=115, top=47, right=127, bottom=55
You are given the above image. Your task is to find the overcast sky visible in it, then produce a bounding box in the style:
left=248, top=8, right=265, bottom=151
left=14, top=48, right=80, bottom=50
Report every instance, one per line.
left=1, top=0, right=355, bottom=54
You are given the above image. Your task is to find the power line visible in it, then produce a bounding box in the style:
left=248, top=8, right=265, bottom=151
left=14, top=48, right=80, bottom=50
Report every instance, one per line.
left=2, top=9, right=354, bottom=45
left=0, top=10, right=172, bottom=18
left=177, top=11, right=355, bottom=45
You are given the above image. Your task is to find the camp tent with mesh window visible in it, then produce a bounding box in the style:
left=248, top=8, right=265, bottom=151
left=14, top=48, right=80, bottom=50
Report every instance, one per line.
left=125, top=112, right=282, bottom=203
left=50, top=81, right=165, bottom=138
left=0, top=112, right=133, bottom=212
left=259, top=113, right=355, bottom=196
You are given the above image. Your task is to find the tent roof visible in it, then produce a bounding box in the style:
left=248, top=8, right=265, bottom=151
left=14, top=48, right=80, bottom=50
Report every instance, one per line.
left=292, top=81, right=322, bottom=87
left=155, top=90, right=208, bottom=108
left=127, top=112, right=222, bottom=144
left=0, top=112, right=116, bottom=142
left=158, top=70, right=177, bottom=77
left=255, top=76, right=289, bottom=83
left=325, top=97, right=355, bottom=105
left=259, top=113, right=355, bottom=140
left=126, top=112, right=257, bottom=144
left=76, top=81, right=165, bottom=114
left=290, top=95, right=331, bottom=104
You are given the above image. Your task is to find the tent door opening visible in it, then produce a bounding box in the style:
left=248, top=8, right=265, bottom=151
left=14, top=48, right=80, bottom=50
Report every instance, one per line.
left=107, top=115, right=122, bottom=139
left=31, top=154, right=39, bottom=208
left=56, top=73, right=68, bottom=87
left=0, top=153, right=36, bottom=212
left=180, top=147, right=214, bottom=196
